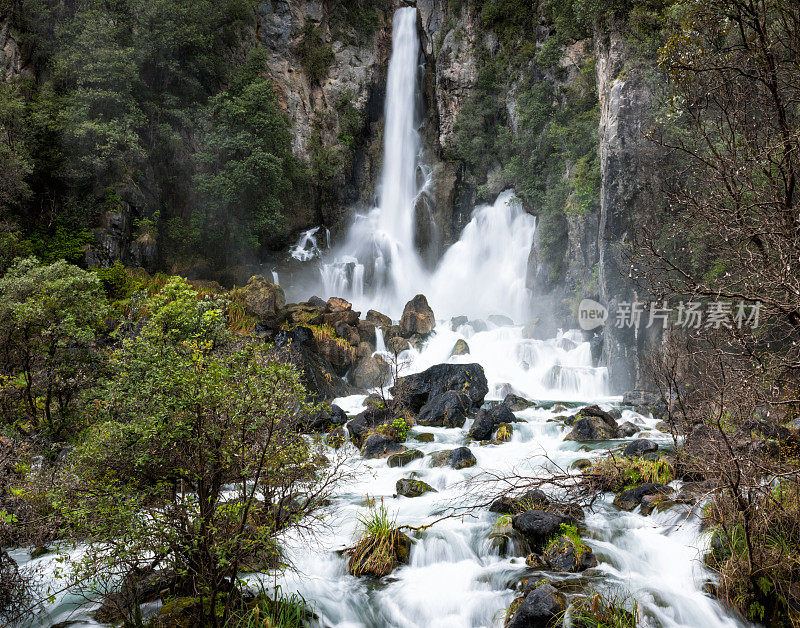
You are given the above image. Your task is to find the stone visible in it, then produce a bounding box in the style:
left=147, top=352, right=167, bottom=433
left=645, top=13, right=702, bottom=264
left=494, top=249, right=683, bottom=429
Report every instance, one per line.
left=616, top=421, right=640, bottom=437
left=399, top=294, right=435, bottom=337
left=417, top=390, right=472, bottom=428
left=315, top=335, right=356, bottom=376
left=356, top=320, right=378, bottom=346
left=396, top=478, right=437, bottom=497
left=392, top=363, right=488, bottom=412
left=334, top=320, right=361, bottom=346
left=613, top=483, right=673, bottom=511
left=577, top=404, right=618, bottom=427
left=429, top=446, right=477, bottom=470
left=469, top=404, right=516, bottom=441
left=449, top=338, right=470, bottom=356
left=469, top=319, right=488, bottom=332
left=450, top=315, right=468, bottom=330
left=366, top=309, right=392, bottom=327
left=503, top=393, right=535, bottom=411
left=361, top=434, right=406, bottom=459
left=351, top=354, right=391, bottom=389
left=489, top=489, right=548, bottom=514
left=310, top=309, right=360, bottom=327
left=543, top=536, right=597, bottom=572
left=624, top=438, right=658, bottom=457
left=387, top=449, right=424, bottom=468
left=511, top=510, right=576, bottom=553
left=563, top=416, right=618, bottom=441
left=239, top=275, right=285, bottom=320
left=386, top=336, right=410, bottom=353
left=413, top=432, right=435, bottom=443
left=488, top=314, right=514, bottom=326
left=347, top=407, right=392, bottom=447
left=506, top=583, right=565, bottom=628
left=570, top=458, right=592, bottom=471
left=655, top=421, right=670, bottom=432
left=298, top=404, right=347, bottom=433
left=326, top=297, right=352, bottom=312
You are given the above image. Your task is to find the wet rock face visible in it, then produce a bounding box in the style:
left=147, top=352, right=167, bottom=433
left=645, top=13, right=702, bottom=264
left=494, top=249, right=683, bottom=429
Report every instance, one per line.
left=624, top=438, right=658, bottom=457
left=388, top=449, right=424, bottom=468
left=399, top=294, right=435, bottom=337
left=392, top=362, right=489, bottom=412
left=239, top=275, right=286, bottom=320
left=347, top=406, right=393, bottom=447
left=542, top=536, right=598, bottom=572
left=511, top=510, right=576, bottom=553
left=396, top=478, right=437, bottom=497
left=429, top=446, right=477, bottom=470
left=469, top=404, right=517, bottom=440
left=351, top=354, right=390, bottom=389
left=613, top=482, right=672, bottom=511
left=506, top=583, right=565, bottom=628
left=563, top=415, right=618, bottom=441
left=417, top=390, right=472, bottom=428
left=360, top=434, right=406, bottom=459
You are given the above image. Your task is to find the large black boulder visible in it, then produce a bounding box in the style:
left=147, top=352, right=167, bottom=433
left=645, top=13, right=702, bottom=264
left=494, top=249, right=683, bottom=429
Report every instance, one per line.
left=613, top=483, right=672, bottom=511
left=360, top=434, right=405, bottom=459
left=564, top=416, right=618, bottom=441
left=392, top=363, right=488, bottom=412
left=298, top=404, right=347, bottom=433
left=624, top=438, right=658, bottom=457
left=417, top=390, right=472, bottom=428
left=429, top=446, right=477, bottom=470
left=511, top=510, right=576, bottom=553
left=276, top=326, right=355, bottom=400
left=489, top=489, right=549, bottom=515
left=507, top=583, right=565, bottom=628
left=347, top=407, right=392, bottom=447
left=469, top=404, right=516, bottom=440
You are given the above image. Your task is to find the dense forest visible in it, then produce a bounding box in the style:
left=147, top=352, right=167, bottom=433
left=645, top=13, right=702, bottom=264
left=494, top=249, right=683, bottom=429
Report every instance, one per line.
left=1, top=0, right=799, bottom=627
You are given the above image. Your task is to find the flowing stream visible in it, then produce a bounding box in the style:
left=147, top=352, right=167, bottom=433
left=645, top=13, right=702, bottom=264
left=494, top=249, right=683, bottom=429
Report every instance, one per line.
left=273, top=7, right=748, bottom=628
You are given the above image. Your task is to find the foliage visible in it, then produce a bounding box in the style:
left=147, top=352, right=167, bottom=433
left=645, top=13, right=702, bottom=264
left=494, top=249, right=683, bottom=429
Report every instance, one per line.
left=567, top=589, right=639, bottom=628
left=193, top=49, right=300, bottom=261
left=547, top=523, right=588, bottom=554
left=0, top=258, right=108, bottom=439
left=297, top=23, right=334, bottom=85
left=346, top=500, right=407, bottom=577
left=53, top=277, right=340, bottom=625
left=583, top=455, right=674, bottom=492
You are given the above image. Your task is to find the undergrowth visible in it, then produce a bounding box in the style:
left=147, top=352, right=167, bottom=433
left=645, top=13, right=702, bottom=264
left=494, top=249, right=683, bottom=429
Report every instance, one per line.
left=583, top=455, right=674, bottom=493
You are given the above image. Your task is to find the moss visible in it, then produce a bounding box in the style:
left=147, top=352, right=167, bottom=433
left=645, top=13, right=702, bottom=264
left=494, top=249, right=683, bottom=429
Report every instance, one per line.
left=297, top=23, right=334, bottom=85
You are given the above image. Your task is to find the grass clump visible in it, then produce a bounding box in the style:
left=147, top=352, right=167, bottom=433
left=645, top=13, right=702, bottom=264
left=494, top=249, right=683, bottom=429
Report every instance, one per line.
left=226, top=585, right=312, bottom=628
left=567, top=589, right=639, bottom=627
left=377, top=416, right=412, bottom=442
left=345, top=501, right=410, bottom=577
left=583, top=455, right=674, bottom=493
left=548, top=523, right=588, bottom=554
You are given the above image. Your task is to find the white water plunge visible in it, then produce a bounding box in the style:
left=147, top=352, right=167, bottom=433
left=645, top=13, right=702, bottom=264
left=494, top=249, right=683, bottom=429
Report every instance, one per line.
left=266, top=7, right=743, bottom=628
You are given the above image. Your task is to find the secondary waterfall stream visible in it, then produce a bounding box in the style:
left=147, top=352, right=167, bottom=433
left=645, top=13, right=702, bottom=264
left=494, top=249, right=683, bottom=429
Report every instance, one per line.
left=272, top=6, right=748, bottom=628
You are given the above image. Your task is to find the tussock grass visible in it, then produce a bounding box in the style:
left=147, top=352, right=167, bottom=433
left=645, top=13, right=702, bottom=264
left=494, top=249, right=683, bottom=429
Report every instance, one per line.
left=583, top=455, right=674, bottom=493
left=566, top=589, right=639, bottom=627
left=346, top=501, right=407, bottom=577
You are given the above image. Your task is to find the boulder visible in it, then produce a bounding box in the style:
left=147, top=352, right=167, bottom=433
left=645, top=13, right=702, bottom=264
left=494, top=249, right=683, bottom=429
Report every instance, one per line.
left=488, top=314, right=514, bottom=326
left=298, top=404, right=347, bottom=433
left=351, top=354, right=391, bottom=389
left=399, top=294, right=435, bottom=338
left=239, top=275, right=286, bottom=321
left=469, top=404, right=516, bottom=441
left=311, top=309, right=360, bottom=327
left=284, top=303, right=324, bottom=326
left=506, top=583, right=565, bottom=628
left=613, top=483, right=672, bottom=511
left=392, top=363, right=488, bottom=412
left=417, top=391, right=472, bottom=428
left=413, top=432, right=435, bottom=443
left=429, top=446, right=477, bottom=470
left=543, top=536, right=597, bottom=572
left=489, top=489, right=548, bottom=514
left=616, top=421, right=640, bottom=437
left=334, top=321, right=361, bottom=346
left=563, top=416, right=618, bottom=441
left=387, top=449, right=424, bottom=468
left=622, top=390, right=667, bottom=418
left=276, top=327, right=355, bottom=401
left=503, top=394, right=535, bottom=411
left=356, top=320, right=378, bottom=347
left=315, top=336, right=356, bottom=376
left=450, top=315, right=468, bottom=330
left=449, top=339, right=470, bottom=356
left=624, top=438, right=659, bottom=457
left=511, top=510, right=576, bottom=553
left=366, top=309, right=392, bottom=327
left=326, top=297, right=352, bottom=312
left=347, top=407, right=392, bottom=447
left=386, top=336, right=410, bottom=354
left=577, top=405, right=618, bottom=427
left=361, top=434, right=406, bottom=459
left=396, top=478, right=437, bottom=497
left=307, top=296, right=326, bottom=308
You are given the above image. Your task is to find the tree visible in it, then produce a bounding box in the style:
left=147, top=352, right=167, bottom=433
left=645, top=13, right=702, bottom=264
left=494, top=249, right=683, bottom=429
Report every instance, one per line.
left=55, top=278, right=343, bottom=626
left=0, top=258, right=108, bottom=439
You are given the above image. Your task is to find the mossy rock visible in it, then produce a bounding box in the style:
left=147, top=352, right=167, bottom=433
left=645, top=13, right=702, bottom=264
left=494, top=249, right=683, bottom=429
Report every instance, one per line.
left=387, top=449, right=424, bottom=468
left=493, top=423, right=513, bottom=443
left=413, top=432, right=435, bottom=443
left=449, top=339, right=470, bottom=356
left=396, top=478, right=437, bottom=497
left=570, top=458, right=592, bottom=471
